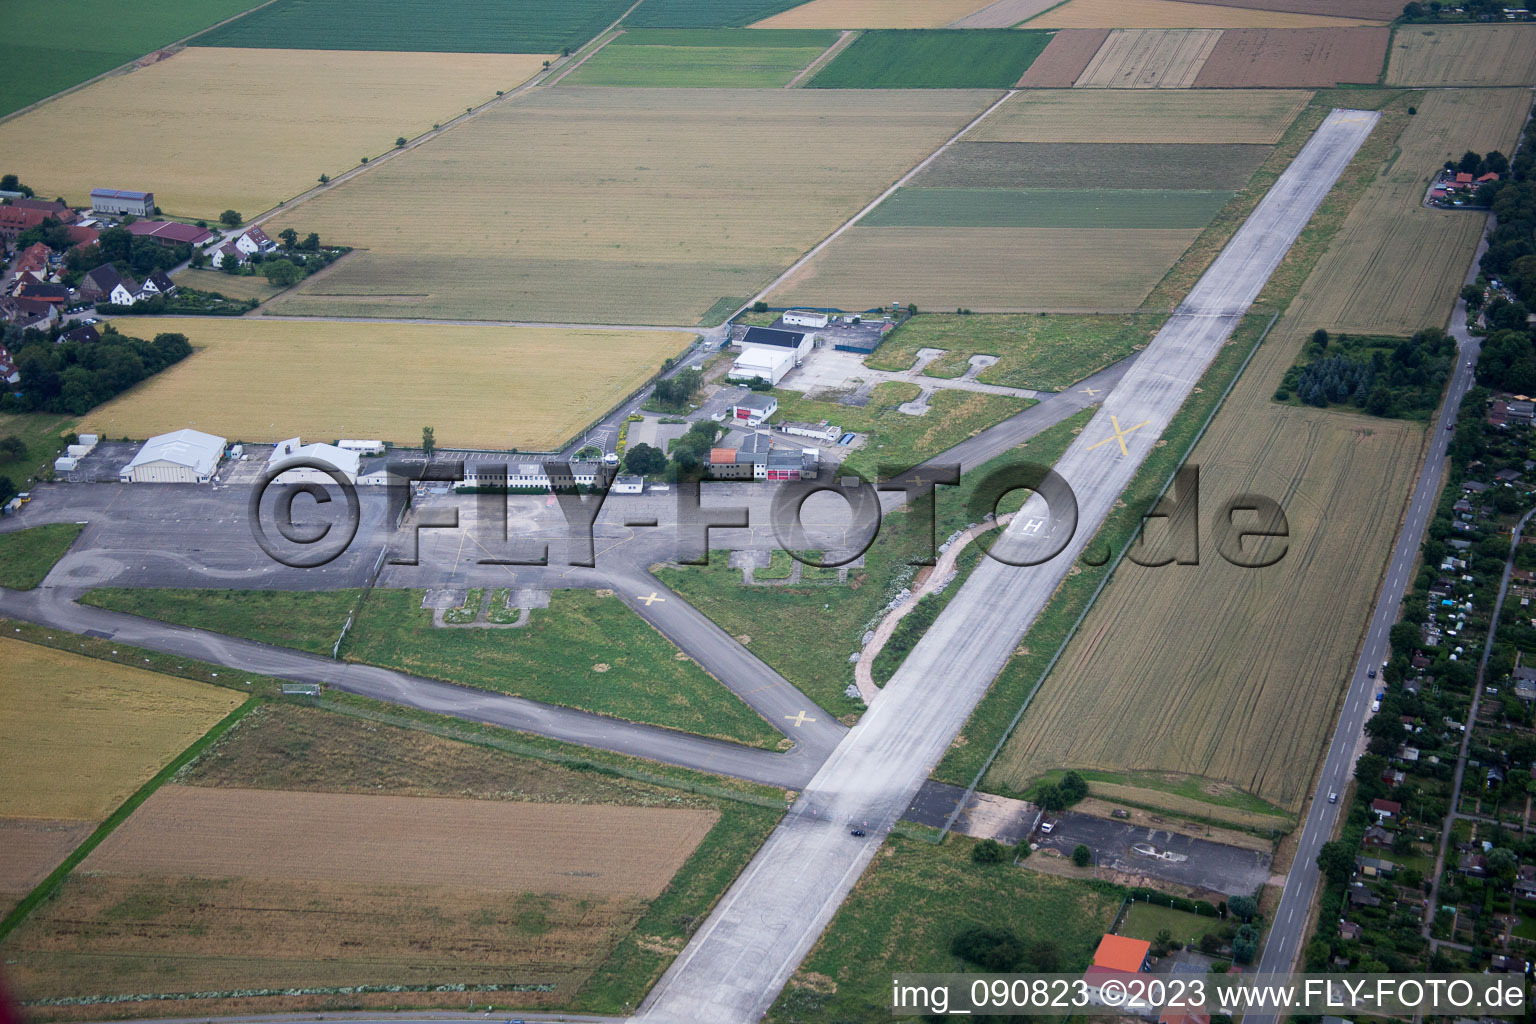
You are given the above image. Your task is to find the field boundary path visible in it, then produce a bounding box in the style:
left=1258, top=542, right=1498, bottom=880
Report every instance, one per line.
left=786, top=30, right=856, bottom=87
left=1252, top=218, right=1497, bottom=991
left=636, top=108, right=1379, bottom=1024
left=0, top=585, right=821, bottom=788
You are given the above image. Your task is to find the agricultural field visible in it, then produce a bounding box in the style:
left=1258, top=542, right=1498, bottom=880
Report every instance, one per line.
left=626, top=0, right=810, bottom=27
left=1385, top=24, right=1536, bottom=87
left=83, top=586, right=780, bottom=748
left=766, top=836, right=1121, bottom=1023
left=1073, top=28, right=1222, bottom=89
left=1188, top=0, right=1401, bottom=18
left=913, top=142, right=1271, bottom=190
left=195, top=0, right=629, bottom=51
left=0, top=0, right=263, bottom=118
left=862, top=187, right=1232, bottom=228
left=1191, top=27, right=1389, bottom=88
left=1015, top=28, right=1109, bottom=85
left=0, top=638, right=243, bottom=915
left=564, top=29, right=837, bottom=87
left=965, top=88, right=1312, bottom=144
left=807, top=29, right=1053, bottom=87
left=0, top=48, right=551, bottom=219
left=1024, top=0, right=1385, bottom=28
left=78, top=318, right=693, bottom=451
left=2, top=698, right=782, bottom=1015
left=171, top=268, right=285, bottom=303
left=988, top=314, right=1426, bottom=812
left=950, top=0, right=1064, bottom=28
left=86, top=785, right=718, bottom=897
left=752, top=0, right=1007, bottom=28
left=1281, top=88, right=1531, bottom=337
left=264, top=88, right=992, bottom=324
left=0, top=523, right=82, bottom=590
left=767, top=225, right=1202, bottom=311
left=865, top=313, right=1164, bottom=390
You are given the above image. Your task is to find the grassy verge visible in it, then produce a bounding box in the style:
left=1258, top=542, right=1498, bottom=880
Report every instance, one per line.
left=0, top=411, right=75, bottom=486
left=1024, top=768, right=1293, bottom=833
left=767, top=834, right=1121, bottom=1024
left=935, top=313, right=1272, bottom=788
left=0, top=523, right=83, bottom=589
left=577, top=800, right=783, bottom=1012
left=864, top=313, right=1162, bottom=391
left=0, top=698, right=255, bottom=942
left=80, top=587, right=781, bottom=748
left=871, top=543, right=983, bottom=687
left=771, top=383, right=1030, bottom=479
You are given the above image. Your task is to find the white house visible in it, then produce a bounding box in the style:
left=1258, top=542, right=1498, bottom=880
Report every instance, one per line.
left=729, top=346, right=795, bottom=387
left=268, top=437, right=361, bottom=484
left=783, top=310, right=829, bottom=329
left=612, top=475, right=644, bottom=494
left=234, top=226, right=278, bottom=256
left=730, top=392, right=779, bottom=426
left=120, top=428, right=227, bottom=483
left=208, top=242, right=247, bottom=268
left=135, top=270, right=176, bottom=301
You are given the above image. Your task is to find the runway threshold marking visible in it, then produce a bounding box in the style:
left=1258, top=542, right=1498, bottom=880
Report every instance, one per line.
left=1085, top=415, right=1152, bottom=457
left=784, top=710, right=817, bottom=727
left=1079, top=386, right=1101, bottom=396
left=637, top=592, right=666, bottom=606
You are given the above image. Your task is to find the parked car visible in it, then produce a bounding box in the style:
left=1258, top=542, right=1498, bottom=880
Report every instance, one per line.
left=1039, top=820, right=1055, bottom=835
left=849, top=828, right=865, bottom=837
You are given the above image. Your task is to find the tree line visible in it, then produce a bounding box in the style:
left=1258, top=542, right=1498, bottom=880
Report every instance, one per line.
left=0, top=323, right=192, bottom=415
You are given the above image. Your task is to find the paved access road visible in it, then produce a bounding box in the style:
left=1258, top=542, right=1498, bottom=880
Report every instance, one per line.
left=1254, top=229, right=1492, bottom=986
left=636, top=110, right=1380, bottom=1024
left=1037, top=812, right=1272, bottom=896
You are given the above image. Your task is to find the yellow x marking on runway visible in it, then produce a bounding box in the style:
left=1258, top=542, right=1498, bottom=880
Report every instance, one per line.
left=1079, top=386, right=1100, bottom=396
left=784, top=710, right=817, bottom=728
left=637, top=592, right=665, bottom=606
left=1086, top=415, right=1151, bottom=457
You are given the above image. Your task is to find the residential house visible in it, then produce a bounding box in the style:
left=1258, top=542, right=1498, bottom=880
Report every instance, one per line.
left=136, top=269, right=176, bottom=300
left=0, top=204, right=50, bottom=242
left=0, top=342, right=19, bottom=385
left=59, top=324, right=100, bottom=344
left=12, top=280, right=69, bottom=317
left=1362, top=824, right=1394, bottom=850
left=1515, top=865, right=1536, bottom=898
left=1081, top=934, right=1152, bottom=1006
left=208, top=242, right=246, bottom=268
left=1457, top=851, right=1488, bottom=877
left=1347, top=883, right=1381, bottom=908
left=79, top=264, right=137, bottom=306
left=1370, top=798, right=1400, bottom=821
left=233, top=226, right=277, bottom=256
left=1338, top=921, right=1362, bottom=941
left=13, top=241, right=52, bottom=277
left=7, top=197, right=75, bottom=222
left=1490, top=954, right=1527, bottom=973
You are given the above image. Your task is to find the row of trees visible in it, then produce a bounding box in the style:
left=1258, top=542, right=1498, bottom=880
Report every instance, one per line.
left=1403, top=1, right=1524, bottom=20
left=1472, top=108, right=1536, bottom=394
left=0, top=325, right=191, bottom=415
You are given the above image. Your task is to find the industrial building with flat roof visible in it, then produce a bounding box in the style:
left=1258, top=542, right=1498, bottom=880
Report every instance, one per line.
left=90, top=188, right=155, bottom=217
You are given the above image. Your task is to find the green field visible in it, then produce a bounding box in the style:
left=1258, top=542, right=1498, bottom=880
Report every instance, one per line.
left=866, top=313, right=1163, bottom=390
left=81, top=587, right=779, bottom=748
left=195, top=0, right=631, bottom=51
left=625, top=0, right=809, bottom=28
left=1119, top=902, right=1228, bottom=947
left=863, top=187, right=1234, bottom=229
left=773, top=382, right=1029, bottom=478
left=0, top=523, right=82, bottom=590
left=912, top=142, right=1273, bottom=192
left=566, top=29, right=838, bottom=86
left=808, top=29, right=1053, bottom=88
left=0, top=0, right=263, bottom=117
left=768, top=835, right=1121, bottom=1023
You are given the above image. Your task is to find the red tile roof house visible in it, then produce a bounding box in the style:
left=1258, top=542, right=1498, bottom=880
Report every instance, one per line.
left=1082, top=934, right=1154, bottom=1009
left=123, top=220, right=214, bottom=247
left=1371, top=798, right=1401, bottom=821
left=0, top=204, right=49, bottom=242
left=7, top=197, right=76, bottom=222
left=13, top=241, right=52, bottom=277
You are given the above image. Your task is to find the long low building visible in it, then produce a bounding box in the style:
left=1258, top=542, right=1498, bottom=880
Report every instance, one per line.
left=729, top=346, right=795, bottom=387
left=119, top=428, right=226, bottom=483
left=268, top=437, right=361, bottom=484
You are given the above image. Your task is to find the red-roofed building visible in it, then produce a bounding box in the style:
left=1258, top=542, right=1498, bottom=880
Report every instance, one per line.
left=66, top=224, right=99, bottom=249
left=0, top=204, right=48, bottom=242
left=1455, top=172, right=1475, bottom=185
left=1371, top=798, right=1401, bottom=820
left=7, top=197, right=75, bottom=222
left=1477, top=172, right=1501, bottom=184
left=1093, top=934, right=1151, bottom=973
left=123, top=220, right=214, bottom=247
left=1160, top=1009, right=1210, bottom=1024
left=13, top=242, right=51, bottom=277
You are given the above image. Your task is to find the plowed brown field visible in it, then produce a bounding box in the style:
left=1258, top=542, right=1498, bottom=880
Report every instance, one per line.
left=84, top=785, right=717, bottom=898
left=0, top=819, right=92, bottom=914
left=1016, top=28, right=1109, bottom=85
left=1192, top=26, right=1388, bottom=87
left=1175, top=0, right=1400, bottom=19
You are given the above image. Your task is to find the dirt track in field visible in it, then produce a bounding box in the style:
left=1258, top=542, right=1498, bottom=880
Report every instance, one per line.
left=1192, top=26, right=1388, bottom=87
left=83, top=785, right=717, bottom=898
left=1173, top=0, right=1400, bottom=19
left=1016, top=29, right=1110, bottom=86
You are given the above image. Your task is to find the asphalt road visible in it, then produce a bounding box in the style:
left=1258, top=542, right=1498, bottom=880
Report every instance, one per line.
left=1037, top=812, right=1272, bottom=896
left=0, top=586, right=817, bottom=788
left=635, top=109, right=1379, bottom=1024
left=1253, top=219, right=1492, bottom=985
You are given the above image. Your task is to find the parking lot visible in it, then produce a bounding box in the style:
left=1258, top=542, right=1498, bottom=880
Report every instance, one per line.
left=1035, top=812, right=1272, bottom=896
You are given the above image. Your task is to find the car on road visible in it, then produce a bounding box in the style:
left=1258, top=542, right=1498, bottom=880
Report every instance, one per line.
left=1329, top=792, right=1338, bottom=803
left=1367, top=668, right=1376, bottom=679
left=849, top=828, right=865, bottom=837
left=1447, top=421, right=1455, bottom=430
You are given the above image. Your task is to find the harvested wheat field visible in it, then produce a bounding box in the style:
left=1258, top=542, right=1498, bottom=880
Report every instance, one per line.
left=966, top=88, right=1311, bottom=143
left=991, top=380, right=1425, bottom=811
left=266, top=88, right=991, bottom=324
left=767, top=226, right=1201, bottom=311
left=1073, top=28, right=1222, bottom=88
left=1184, top=0, right=1401, bottom=19
left=0, top=48, right=551, bottom=219
left=1015, top=28, right=1109, bottom=85
left=1027, top=0, right=1384, bottom=28
left=87, top=785, right=717, bottom=896
left=0, top=638, right=243, bottom=822
left=1192, top=26, right=1388, bottom=87
left=752, top=0, right=999, bottom=28
left=80, top=318, right=693, bottom=451
left=1386, top=24, right=1536, bottom=87
left=950, top=0, right=1062, bottom=28
left=1283, top=88, right=1531, bottom=336
left=0, top=820, right=94, bottom=915
left=6, top=873, right=646, bottom=1006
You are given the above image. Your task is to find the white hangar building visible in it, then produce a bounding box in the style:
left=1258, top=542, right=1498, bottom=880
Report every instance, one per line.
left=119, top=428, right=227, bottom=484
